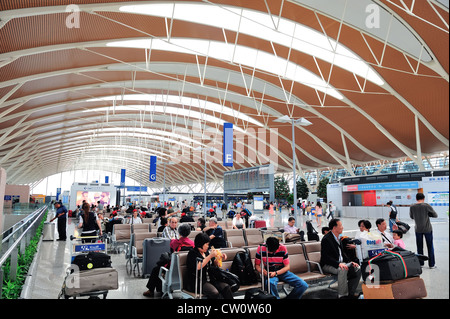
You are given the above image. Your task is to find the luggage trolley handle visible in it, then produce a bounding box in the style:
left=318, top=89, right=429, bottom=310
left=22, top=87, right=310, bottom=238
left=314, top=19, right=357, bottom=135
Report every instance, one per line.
left=70, top=233, right=107, bottom=242
left=259, top=244, right=271, bottom=294
left=195, top=257, right=203, bottom=299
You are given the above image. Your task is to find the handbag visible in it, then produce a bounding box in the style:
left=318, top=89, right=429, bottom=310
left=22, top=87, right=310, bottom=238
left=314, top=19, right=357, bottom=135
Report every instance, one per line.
left=208, top=266, right=240, bottom=292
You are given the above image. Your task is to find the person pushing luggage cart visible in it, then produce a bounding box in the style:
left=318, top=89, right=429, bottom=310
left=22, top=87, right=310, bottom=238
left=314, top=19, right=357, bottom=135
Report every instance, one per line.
left=77, top=202, right=103, bottom=243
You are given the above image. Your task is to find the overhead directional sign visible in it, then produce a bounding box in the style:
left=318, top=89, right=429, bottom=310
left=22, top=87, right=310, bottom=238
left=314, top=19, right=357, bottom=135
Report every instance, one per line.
left=223, top=123, right=233, bottom=167
left=149, top=156, right=157, bottom=182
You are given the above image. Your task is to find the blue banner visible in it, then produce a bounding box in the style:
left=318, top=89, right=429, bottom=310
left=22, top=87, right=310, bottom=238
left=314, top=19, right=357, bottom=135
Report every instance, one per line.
left=358, top=181, right=419, bottom=191
left=126, top=186, right=148, bottom=192
left=120, top=169, right=126, bottom=187
left=73, top=243, right=106, bottom=253
left=149, top=156, right=157, bottom=181
left=223, top=123, right=233, bottom=167
left=105, top=176, right=109, bottom=184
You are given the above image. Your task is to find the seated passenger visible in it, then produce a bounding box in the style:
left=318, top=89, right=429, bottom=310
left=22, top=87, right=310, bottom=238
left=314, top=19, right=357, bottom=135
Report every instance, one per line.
left=255, top=237, right=308, bottom=299
left=375, top=218, right=395, bottom=249
left=143, top=223, right=194, bottom=297
left=186, top=233, right=233, bottom=299
left=320, top=219, right=361, bottom=299
left=162, top=217, right=180, bottom=240
left=232, top=212, right=245, bottom=229
left=283, top=217, right=304, bottom=242
left=196, top=217, right=206, bottom=231
left=170, top=223, right=195, bottom=253
left=205, top=217, right=226, bottom=248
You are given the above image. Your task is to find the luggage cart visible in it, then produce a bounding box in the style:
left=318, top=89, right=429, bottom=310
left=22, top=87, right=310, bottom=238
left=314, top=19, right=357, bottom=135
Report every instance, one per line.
left=69, top=234, right=108, bottom=263
left=58, top=234, right=117, bottom=299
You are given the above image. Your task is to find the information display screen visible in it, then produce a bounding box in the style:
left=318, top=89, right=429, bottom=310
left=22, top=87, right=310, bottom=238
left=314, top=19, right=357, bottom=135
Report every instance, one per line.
left=75, top=191, right=111, bottom=207
left=223, top=165, right=273, bottom=193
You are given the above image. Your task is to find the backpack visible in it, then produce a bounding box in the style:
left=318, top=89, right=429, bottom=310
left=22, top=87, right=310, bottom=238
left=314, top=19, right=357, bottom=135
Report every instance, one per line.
left=230, top=249, right=258, bottom=285
left=242, top=208, right=252, bottom=217
left=208, top=267, right=240, bottom=292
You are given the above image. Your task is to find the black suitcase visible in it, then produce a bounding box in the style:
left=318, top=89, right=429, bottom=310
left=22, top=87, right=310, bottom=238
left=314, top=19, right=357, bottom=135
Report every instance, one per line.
left=245, top=288, right=276, bottom=299
left=307, top=232, right=320, bottom=241
left=362, top=249, right=421, bottom=282
left=306, top=220, right=317, bottom=234
left=72, top=251, right=112, bottom=271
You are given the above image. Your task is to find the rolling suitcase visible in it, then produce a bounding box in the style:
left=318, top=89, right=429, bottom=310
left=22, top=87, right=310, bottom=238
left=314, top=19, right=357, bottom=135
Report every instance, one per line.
left=254, top=220, right=266, bottom=229
left=245, top=244, right=276, bottom=299
left=362, top=276, right=427, bottom=299
left=42, top=222, right=55, bottom=241
left=141, top=237, right=171, bottom=277
left=63, top=267, right=119, bottom=297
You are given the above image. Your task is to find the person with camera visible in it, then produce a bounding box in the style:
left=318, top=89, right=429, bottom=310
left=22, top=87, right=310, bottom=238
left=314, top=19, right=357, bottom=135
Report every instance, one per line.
left=320, top=219, right=361, bottom=299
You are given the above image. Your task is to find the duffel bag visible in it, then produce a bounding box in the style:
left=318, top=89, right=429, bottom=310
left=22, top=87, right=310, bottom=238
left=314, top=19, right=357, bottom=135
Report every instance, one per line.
left=72, top=251, right=111, bottom=271
left=362, top=249, right=421, bottom=282
left=208, top=266, right=240, bottom=292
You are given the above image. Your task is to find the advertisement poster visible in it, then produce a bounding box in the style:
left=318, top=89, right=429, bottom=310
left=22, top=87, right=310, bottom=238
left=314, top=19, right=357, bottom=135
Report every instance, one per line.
left=75, top=191, right=111, bottom=207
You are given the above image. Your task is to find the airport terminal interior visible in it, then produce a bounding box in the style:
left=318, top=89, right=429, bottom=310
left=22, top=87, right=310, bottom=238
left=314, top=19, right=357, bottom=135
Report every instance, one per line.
left=0, top=0, right=449, bottom=302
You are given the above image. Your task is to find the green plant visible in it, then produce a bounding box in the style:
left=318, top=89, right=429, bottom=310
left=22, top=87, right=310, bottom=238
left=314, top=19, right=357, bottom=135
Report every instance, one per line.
left=296, top=178, right=310, bottom=201
left=317, top=178, right=329, bottom=202
left=274, top=176, right=290, bottom=200
left=1, top=210, right=47, bottom=299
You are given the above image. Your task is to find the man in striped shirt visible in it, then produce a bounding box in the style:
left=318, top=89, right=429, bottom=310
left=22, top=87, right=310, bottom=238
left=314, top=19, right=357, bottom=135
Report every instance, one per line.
left=255, top=237, right=308, bottom=299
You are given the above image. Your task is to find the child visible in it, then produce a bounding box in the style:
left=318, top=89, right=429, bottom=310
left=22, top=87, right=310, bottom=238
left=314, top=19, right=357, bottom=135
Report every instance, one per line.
left=393, top=230, right=406, bottom=249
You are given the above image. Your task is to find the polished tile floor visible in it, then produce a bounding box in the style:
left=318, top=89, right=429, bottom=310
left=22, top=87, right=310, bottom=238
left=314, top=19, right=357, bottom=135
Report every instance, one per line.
left=25, top=208, right=449, bottom=299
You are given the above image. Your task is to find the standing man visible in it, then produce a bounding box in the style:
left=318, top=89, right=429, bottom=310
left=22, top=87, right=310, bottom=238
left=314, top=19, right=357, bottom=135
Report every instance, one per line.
left=386, top=201, right=398, bottom=232
left=320, top=219, right=361, bottom=299
left=410, top=193, right=438, bottom=269
left=327, top=201, right=336, bottom=219
left=51, top=201, right=68, bottom=241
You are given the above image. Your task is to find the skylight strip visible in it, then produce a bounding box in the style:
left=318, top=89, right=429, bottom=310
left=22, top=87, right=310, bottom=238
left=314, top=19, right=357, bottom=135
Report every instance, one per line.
left=119, top=3, right=384, bottom=86
left=106, top=38, right=344, bottom=100
left=81, top=104, right=246, bottom=132
left=87, top=94, right=264, bottom=127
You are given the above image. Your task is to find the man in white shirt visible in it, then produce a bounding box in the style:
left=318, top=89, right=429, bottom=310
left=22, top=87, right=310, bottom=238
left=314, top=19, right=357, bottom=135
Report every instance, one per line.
left=375, top=218, right=394, bottom=249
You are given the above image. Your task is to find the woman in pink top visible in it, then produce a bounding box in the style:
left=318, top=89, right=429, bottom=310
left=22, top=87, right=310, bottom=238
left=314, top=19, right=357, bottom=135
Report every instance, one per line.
left=269, top=202, right=275, bottom=215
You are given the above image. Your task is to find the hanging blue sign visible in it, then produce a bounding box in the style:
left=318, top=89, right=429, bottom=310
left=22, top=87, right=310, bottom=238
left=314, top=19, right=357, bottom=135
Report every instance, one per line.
left=120, top=169, right=126, bottom=187
left=149, top=156, right=157, bottom=181
left=223, top=123, right=233, bottom=167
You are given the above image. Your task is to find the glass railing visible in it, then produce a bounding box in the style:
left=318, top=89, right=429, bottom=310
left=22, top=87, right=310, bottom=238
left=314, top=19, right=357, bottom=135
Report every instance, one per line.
left=0, top=205, right=48, bottom=299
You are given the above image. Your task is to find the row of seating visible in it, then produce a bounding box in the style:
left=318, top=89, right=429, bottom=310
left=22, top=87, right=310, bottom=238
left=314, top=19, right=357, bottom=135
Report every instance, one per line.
left=113, top=223, right=320, bottom=281
left=119, top=228, right=264, bottom=277
left=111, top=222, right=272, bottom=254
left=160, top=241, right=335, bottom=299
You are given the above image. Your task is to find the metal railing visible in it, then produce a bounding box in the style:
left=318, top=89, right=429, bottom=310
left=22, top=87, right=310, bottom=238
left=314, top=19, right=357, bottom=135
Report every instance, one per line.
left=0, top=205, right=48, bottom=299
